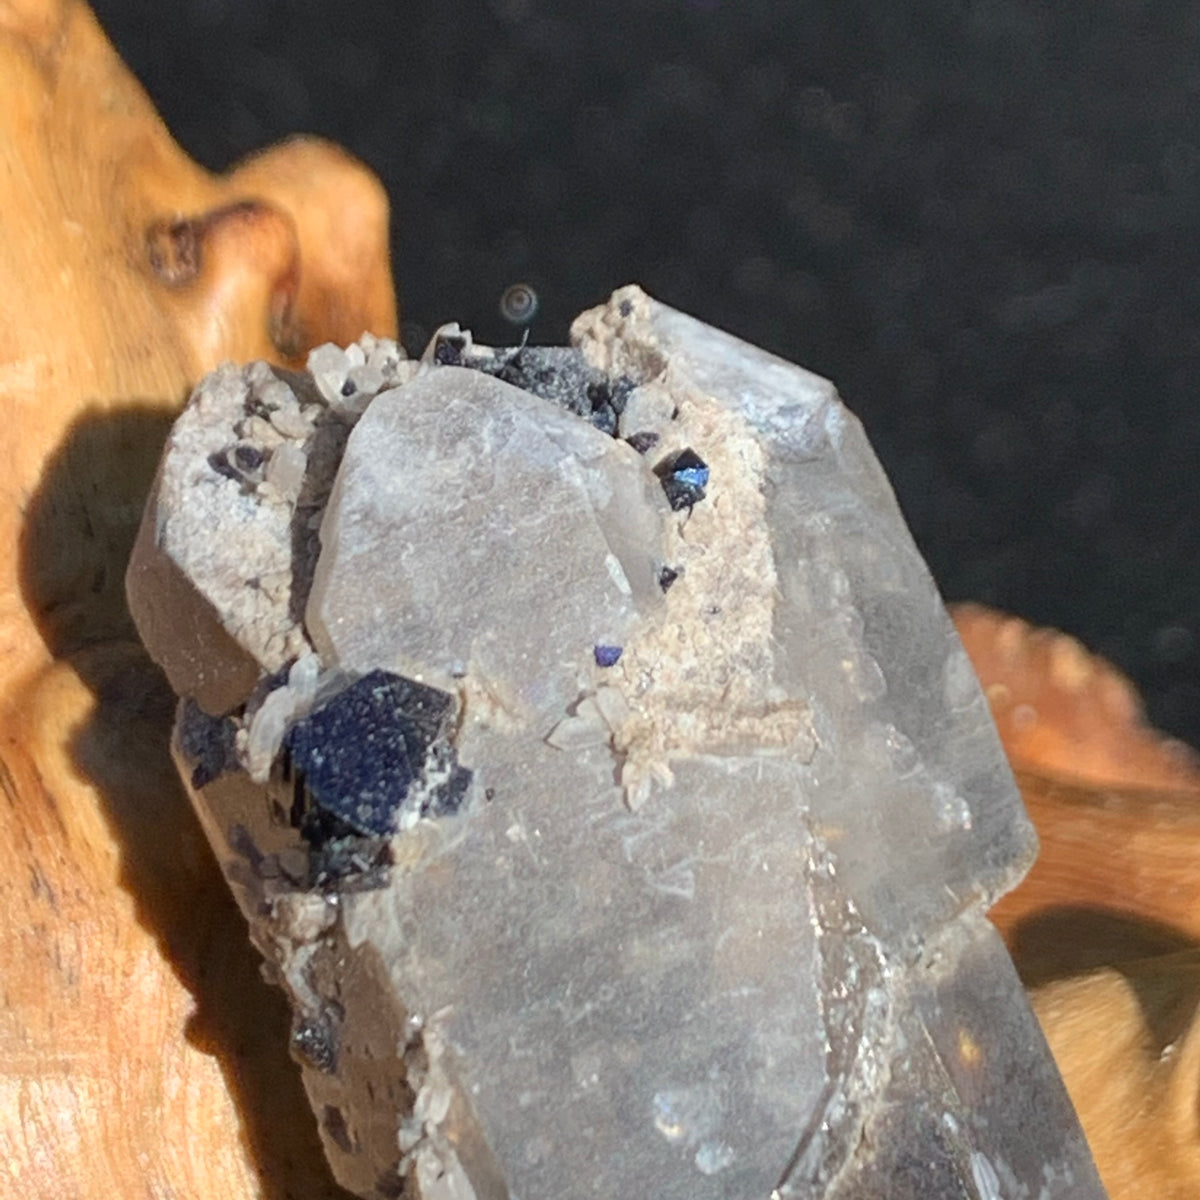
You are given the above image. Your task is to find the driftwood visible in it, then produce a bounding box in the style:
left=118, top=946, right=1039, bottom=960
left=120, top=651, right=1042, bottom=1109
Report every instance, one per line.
left=956, top=604, right=1200, bottom=1198
left=0, top=1, right=392, bottom=1195
left=4, top=3, right=1200, bottom=1197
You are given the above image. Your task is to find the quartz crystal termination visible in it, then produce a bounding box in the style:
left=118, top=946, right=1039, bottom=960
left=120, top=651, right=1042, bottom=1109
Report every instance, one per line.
left=126, top=288, right=1105, bottom=1200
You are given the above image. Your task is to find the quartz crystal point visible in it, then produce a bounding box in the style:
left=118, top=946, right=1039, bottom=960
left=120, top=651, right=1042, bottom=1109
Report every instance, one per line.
left=127, top=290, right=1106, bottom=1200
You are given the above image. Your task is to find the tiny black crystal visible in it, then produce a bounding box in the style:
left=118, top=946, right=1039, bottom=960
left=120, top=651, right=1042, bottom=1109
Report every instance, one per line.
left=625, top=430, right=660, bottom=454
left=207, top=448, right=242, bottom=482
left=284, top=670, right=470, bottom=845
left=292, top=1013, right=339, bottom=1073
left=433, top=332, right=468, bottom=366
left=655, top=447, right=710, bottom=510
left=425, top=757, right=473, bottom=817
left=658, top=565, right=680, bottom=592
left=593, top=644, right=623, bottom=667
left=233, top=443, right=265, bottom=471
left=178, top=699, right=239, bottom=789
left=585, top=377, right=632, bottom=434
left=441, top=338, right=637, bottom=438
left=208, top=443, right=266, bottom=488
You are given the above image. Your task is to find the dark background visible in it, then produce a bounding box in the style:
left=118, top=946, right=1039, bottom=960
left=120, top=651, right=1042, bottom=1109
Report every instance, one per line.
left=93, top=0, right=1200, bottom=747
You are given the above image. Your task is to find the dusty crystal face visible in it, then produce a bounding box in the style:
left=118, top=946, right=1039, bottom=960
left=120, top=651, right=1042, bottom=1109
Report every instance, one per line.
left=127, top=290, right=1105, bottom=1200
left=305, top=364, right=666, bottom=729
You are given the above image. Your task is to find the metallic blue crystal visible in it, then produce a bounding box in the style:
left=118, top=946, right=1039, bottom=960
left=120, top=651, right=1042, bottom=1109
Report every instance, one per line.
left=285, top=670, right=468, bottom=842
left=656, top=447, right=710, bottom=511
left=674, top=464, right=709, bottom=488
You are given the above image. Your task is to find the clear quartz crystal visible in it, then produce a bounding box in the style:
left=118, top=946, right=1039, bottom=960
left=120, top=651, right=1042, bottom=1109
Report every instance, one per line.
left=127, top=291, right=1106, bottom=1200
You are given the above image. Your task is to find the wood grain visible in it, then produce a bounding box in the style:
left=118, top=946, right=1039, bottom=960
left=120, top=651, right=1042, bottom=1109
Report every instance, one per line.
left=0, top=2, right=394, bottom=1194
left=955, top=603, right=1200, bottom=1198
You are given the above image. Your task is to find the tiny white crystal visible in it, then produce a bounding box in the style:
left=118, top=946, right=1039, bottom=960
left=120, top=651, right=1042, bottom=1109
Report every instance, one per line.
left=308, top=342, right=352, bottom=405
left=265, top=441, right=307, bottom=502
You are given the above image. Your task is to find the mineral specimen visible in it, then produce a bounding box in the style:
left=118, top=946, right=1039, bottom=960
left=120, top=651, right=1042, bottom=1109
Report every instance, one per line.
left=127, top=288, right=1106, bottom=1199
left=655, top=446, right=710, bottom=510
left=285, top=670, right=471, bottom=839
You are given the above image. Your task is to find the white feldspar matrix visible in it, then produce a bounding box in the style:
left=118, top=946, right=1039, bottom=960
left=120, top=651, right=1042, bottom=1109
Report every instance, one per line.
left=127, top=288, right=1105, bottom=1200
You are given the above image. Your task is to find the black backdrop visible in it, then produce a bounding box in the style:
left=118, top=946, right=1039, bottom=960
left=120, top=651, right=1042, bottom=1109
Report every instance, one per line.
left=92, top=0, right=1200, bottom=747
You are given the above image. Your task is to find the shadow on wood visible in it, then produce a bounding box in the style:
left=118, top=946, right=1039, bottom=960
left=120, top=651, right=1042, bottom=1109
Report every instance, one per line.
left=0, top=1, right=394, bottom=1194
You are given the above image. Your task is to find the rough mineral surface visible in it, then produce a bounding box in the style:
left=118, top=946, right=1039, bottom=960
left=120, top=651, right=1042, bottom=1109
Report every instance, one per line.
left=127, top=289, right=1105, bottom=1200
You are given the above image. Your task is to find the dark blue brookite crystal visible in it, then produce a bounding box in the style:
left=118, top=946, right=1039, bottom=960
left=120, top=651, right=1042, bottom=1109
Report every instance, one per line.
left=284, top=670, right=471, bottom=845
left=432, top=331, right=635, bottom=436
left=593, top=644, right=623, bottom=667
left=178, top=700, right=239, bottom=789
left=655, top=447, right=710, bottom=510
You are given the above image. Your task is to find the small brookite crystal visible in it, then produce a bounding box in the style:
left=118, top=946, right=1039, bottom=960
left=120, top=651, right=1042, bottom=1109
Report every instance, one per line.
left=127, top=288, right=1105, bottom=1199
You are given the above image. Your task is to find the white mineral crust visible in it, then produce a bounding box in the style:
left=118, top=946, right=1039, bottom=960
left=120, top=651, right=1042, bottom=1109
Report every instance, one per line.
left=127, top=288, right=1106, bottom=1200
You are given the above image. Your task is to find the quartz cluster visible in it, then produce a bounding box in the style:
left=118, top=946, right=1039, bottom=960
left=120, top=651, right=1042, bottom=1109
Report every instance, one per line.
left=127, top=288, right=1106, bottom=1199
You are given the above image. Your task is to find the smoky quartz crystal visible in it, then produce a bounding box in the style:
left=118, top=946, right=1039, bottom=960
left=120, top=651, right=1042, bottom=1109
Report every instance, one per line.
left=127, top=289, right=1105, bottom=1200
